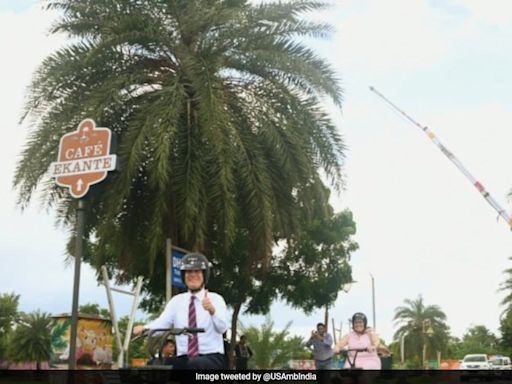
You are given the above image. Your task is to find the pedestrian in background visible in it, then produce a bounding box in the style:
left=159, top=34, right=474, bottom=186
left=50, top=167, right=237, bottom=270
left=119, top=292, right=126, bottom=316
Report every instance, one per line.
left=306, top=322, right=333, bottom=369
left=234, top=335, right=253, bottom=370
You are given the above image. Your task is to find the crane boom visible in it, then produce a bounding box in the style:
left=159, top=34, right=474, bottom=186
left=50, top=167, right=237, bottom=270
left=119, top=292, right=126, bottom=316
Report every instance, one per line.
left=369, top=86, right=512, bottom=229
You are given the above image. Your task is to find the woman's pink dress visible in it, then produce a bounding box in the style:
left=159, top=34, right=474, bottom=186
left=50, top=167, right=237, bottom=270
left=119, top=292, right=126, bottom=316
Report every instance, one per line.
left=344, top=331, right=381, bottom=369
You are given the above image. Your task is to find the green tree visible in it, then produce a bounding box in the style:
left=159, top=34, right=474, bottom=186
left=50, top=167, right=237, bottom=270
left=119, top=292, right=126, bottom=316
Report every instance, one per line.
left=499, top=256, right=512, bottom=314
left=7, top=311, right=53, bottom=369
left=78, top=303, right=110, bottom=319
left=500, top=311, right=512, bottom=356
left=444, top=335, right=463, bottom=359
left=208, top=194, right=356, bottom=367
left=451, top=325, right=498, bottom=358
left=498, top=256, right=512, bottom=355
left=273, top=207, right=357, bottom=312
left=393, top=296, right=450, bottom=368
left=15, top=0, right=351, bottom=368
left=0, top=293, right=20, bottom=360
left=114, top=316, right=146, bottom=360
left=15, top=0, right=345, bottom=289
left=241, top=316, right=310, bottom=369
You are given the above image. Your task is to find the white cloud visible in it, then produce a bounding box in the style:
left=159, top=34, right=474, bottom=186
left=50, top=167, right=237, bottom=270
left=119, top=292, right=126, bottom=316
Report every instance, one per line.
left=0, top=5, right=66, bottom=193
left=332, top=0, right=453, bottom=73
left=452, top=0, right=512, bottom=27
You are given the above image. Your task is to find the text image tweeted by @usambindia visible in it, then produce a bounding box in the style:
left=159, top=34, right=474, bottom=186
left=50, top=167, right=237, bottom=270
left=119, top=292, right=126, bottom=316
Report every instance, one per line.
left=196, top=371, right=317, bottom=382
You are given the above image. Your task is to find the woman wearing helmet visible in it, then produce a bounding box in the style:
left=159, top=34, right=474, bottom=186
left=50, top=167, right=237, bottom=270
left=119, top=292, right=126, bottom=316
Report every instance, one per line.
left=133, top=253, right=228, bottom=369
left=334, top=312, right=381, bottom=369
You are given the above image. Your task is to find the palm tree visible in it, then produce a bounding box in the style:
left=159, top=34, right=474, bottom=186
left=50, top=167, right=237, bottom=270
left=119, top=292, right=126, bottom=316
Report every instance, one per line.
left=499, top=256, right=512, bottom=315
left=0, top=292, right=20, bottom=360
left=393, top=296, right=450, bottom=367
left=498, top=259, right=512, bottom=353
left=14, top=0, right=345, bottom=280
left=7, top=311, right=53, bottom=369
left=241, top=316, right=309, bottom=369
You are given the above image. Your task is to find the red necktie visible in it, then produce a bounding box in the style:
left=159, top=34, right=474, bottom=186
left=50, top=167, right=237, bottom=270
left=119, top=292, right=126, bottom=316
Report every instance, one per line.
left=188, top=295, right=199, bottom=357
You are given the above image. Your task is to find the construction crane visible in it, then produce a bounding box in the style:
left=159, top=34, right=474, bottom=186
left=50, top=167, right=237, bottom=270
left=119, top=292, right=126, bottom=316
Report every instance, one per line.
left=369, top=86, right=512, bottom=229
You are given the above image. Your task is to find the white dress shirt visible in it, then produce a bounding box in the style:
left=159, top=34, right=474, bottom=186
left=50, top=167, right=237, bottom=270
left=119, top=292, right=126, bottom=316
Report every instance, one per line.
left=144, top=288, right=227, bottom=356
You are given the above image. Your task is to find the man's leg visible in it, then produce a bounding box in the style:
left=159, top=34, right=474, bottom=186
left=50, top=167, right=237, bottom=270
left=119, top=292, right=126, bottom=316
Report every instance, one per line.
left=187, top=353, right=226, bottom=370
left=317, top=358, right=332, bottom=369
left=315, top=359, right=333, bottom=384
left=163, top=356, right=188, bottom=369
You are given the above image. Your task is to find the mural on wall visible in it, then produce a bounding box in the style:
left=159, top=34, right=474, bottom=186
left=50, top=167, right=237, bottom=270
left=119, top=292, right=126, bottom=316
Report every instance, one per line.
left=51, top=315, right=113, bottom=368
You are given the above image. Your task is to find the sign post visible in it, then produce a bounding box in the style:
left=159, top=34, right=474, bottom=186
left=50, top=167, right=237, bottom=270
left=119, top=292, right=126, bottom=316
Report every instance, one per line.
left=165, top=242, right=188, bottom=302
left=170, top=246, right=188, bottom=290
left=166, top=239, right=172, bottom=302
left=50, top=119, right=117, bottom=369
left=166, top=245, right=189, bottom=301
left=69, top=199, right=85, bottom=370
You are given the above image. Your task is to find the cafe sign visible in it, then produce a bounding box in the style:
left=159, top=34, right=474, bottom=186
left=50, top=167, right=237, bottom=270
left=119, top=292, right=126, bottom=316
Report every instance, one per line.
left=49, top=119, right=117, bottom=198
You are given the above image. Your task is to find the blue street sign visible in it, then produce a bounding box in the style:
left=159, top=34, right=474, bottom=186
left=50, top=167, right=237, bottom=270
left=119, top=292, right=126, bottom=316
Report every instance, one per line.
left=171, top=248, right=186, bottom=288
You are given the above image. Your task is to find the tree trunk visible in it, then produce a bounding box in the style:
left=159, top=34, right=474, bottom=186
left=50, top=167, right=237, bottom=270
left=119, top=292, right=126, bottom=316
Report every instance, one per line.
left=230, top=301, right=243, bottom=369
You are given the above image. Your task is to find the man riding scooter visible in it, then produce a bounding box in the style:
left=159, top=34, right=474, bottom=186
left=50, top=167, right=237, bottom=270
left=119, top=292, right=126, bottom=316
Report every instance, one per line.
left=133, top=253, right=227, bottom=369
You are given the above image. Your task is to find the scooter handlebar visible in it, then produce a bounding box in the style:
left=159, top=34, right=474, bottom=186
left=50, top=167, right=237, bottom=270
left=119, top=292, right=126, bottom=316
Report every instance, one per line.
left=131, top=327, right=205, bottom=342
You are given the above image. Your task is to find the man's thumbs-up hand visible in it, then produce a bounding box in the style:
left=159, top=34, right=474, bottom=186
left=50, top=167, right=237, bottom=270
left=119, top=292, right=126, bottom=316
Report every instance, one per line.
left=202, top=289, right=215, bottom=315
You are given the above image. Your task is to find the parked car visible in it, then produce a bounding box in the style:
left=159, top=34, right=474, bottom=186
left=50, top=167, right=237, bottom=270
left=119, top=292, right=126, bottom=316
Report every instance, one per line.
left=489, top=355, right=512, bottom=370
left=460, top=354, right=492, bottom=370
left=459, top=354, right=492, bottom=381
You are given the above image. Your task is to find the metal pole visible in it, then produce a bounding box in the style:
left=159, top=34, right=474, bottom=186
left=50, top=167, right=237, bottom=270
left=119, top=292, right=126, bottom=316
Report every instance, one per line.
left=122, top=276, right=144, bottom=367
left=422, top=320, right=427, bottom=369
left=101, top=266, right=123, bottom=368
left=370, top=273, right=376, bottom=330
left=69, top=199, right=85, bottom=369
left=324, top=305, right=329, bottom=331
left=423, top=343, right=427, bottom=369
left=370, top=86, right=512, bottom=229
left=166, top=238, right=172, bottom=302
left=400, top=334, right=406, bottom=367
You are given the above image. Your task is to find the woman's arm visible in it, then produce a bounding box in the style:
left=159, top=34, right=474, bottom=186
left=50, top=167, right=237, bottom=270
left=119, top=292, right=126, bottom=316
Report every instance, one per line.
left=366, top=328, right=380, bottom=352
left=334, top=334, right=349, bottom=353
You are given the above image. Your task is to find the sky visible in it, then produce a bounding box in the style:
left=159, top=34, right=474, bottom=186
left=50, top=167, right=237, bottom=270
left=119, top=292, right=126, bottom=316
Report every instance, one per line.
left=2, top=0, right=512, bottom=347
